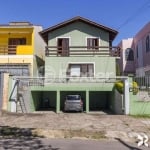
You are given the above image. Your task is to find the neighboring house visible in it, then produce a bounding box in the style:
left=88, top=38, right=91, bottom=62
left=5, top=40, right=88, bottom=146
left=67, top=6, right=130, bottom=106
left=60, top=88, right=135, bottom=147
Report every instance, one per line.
left=134, top=22, right=150, bottom=76
left=30, top=16, right=120, bottom=113
left=118, top=22, right=150, bottom=77
left=0, top=22, right=45, bottom=77
left=117, top=38, right=135, bottom=76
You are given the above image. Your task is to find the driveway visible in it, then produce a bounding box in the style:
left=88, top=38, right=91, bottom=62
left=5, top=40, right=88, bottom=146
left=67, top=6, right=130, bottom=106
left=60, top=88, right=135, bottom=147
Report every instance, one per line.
left=0, top=111, right=150, bottom=144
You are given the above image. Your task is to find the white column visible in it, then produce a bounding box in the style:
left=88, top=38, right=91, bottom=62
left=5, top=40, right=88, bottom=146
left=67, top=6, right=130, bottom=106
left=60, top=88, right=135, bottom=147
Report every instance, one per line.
left=124, top=78, right=130, bottom=115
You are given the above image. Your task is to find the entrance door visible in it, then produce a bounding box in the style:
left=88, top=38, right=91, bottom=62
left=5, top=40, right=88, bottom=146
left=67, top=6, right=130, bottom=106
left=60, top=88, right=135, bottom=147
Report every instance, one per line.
left=57, top=38, right=69, bottom=56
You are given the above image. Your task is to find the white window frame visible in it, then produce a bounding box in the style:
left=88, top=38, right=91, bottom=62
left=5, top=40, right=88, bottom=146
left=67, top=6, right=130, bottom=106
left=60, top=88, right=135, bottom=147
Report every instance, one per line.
left=56, top=37, right=71, bottom=46
left=68, top=62, right=95, bottom=77
left=85, top=36, right=101, bottom=47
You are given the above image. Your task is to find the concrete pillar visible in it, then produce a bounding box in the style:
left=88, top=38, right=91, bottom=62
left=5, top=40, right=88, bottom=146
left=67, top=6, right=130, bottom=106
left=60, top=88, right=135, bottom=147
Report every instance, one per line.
left=86, top=90, right=89, bottom=113
left=124, top=78, right=130, bottom=115
left=2, top=73, right=9, bottom=111
left=56, top=91, right=60, bottom=113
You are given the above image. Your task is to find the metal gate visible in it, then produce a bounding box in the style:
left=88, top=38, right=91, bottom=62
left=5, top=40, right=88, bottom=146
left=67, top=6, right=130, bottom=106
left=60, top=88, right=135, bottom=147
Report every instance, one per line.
left=133, top=76, right=150, bottom=101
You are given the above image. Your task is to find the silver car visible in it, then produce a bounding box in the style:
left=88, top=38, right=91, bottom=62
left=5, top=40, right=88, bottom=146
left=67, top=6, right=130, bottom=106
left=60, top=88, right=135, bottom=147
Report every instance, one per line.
left=64, top=95, right=83, bottom=112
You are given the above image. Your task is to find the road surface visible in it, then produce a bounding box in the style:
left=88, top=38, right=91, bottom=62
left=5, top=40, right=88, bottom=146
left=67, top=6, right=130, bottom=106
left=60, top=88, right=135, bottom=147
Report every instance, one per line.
left=0, top=138, right=149, bottom=150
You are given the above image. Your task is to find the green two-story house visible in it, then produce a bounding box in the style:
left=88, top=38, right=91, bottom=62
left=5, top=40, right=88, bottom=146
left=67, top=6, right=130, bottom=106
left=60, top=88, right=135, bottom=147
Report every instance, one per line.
left=31, top=16, right=119, bottom=113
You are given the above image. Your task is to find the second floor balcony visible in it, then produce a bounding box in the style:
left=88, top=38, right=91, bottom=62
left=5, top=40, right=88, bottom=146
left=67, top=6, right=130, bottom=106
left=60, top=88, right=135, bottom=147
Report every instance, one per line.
left=0, top=45, right=33, bottom=55
left=45, top=46, right=120, bottom=57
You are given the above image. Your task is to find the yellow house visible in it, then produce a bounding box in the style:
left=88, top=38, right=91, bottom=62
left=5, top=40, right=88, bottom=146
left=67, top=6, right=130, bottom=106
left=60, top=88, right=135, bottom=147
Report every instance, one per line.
left=0, top=22, right=46, bottom=76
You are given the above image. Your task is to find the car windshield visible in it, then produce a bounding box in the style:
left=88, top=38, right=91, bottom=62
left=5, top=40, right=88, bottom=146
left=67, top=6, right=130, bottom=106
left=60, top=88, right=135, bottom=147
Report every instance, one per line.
left=66, top=95, right=81, bottom=100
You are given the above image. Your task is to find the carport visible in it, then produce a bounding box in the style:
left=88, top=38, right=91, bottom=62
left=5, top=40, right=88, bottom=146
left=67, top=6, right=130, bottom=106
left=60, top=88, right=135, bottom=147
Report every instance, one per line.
left=31, top=91, right=57, bottom=111
left=60, top=91, right=86, bottom=111
left=89, top=91, right=112, bottom=112
left=30, top=77, right=130, bottom=114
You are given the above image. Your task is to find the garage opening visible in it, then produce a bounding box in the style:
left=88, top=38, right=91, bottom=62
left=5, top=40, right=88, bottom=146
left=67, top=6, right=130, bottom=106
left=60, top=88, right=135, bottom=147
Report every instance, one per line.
left=60, top=91, right=86, bottom=112
left=89, top=91, right=113, bottom=113
left=31, top=91, right=56, bottom=112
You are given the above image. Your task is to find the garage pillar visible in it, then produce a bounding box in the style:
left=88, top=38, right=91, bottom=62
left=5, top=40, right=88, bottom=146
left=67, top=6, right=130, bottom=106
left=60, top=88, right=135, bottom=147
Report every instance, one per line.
left=86, top=90, right=89, bottom=113
left=56, top=91, right=60, bottom=113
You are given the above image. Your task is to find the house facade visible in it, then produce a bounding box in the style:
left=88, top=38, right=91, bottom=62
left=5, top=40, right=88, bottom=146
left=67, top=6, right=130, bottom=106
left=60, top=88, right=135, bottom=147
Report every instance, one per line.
left=118, top=22, right=150, bottom=77
left=134, top=22, right=150, bottom=76
left=30, top=16, right=120, bottom=113
left=0, top=22, right=45, bottom=77
left=117, top=38, right=135, bottom=75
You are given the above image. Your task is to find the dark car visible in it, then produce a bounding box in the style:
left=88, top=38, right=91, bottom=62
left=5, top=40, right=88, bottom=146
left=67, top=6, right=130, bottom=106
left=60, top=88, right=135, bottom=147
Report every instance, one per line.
left=64, top=95, right=83, bottom=112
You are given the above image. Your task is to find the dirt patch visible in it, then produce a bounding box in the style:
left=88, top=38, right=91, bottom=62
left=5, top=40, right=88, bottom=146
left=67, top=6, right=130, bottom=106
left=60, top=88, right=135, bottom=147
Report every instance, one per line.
left=32, top=129, right=106, bottom=140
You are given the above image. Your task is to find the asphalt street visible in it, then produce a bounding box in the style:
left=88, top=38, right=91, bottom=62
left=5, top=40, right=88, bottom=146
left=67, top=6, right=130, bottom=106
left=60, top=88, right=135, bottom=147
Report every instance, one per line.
left=0, top=138, right=149, bottom=150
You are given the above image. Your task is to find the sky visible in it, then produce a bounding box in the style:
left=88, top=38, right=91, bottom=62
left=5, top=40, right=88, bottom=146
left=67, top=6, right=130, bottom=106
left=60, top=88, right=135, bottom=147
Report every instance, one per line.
left=1, top=0, right=150, bottom=45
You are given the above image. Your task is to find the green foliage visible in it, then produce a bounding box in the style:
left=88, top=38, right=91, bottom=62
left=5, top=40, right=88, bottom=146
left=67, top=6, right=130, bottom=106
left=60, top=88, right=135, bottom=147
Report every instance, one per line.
left=114, top=80, right=138, bottom=95
left=114, top=81, right=124, bottom=94
left=132, top=81, right=139, bottom=95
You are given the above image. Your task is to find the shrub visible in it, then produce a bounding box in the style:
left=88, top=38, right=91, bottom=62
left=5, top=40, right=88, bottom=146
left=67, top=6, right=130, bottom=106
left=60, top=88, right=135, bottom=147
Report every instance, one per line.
left=114, top=80, right=124, bottom=94
left=132, top=81, right=139, bottom=95
left=114, top=80, right=138, bottom=95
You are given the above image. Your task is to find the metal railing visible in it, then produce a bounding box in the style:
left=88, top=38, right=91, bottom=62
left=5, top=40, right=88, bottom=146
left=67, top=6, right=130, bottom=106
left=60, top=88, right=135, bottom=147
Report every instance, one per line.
left=45, top=46, right=120, bottom=57
left=133, top=76, right=150, bottom=91
left=12, top=76, right=127, bottom=87
left=0, top=45, right=16, bottom=55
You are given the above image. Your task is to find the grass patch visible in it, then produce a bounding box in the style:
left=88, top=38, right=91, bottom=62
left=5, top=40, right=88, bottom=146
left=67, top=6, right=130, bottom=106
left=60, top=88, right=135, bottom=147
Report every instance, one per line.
left=130, top=114, right=150, bottom=118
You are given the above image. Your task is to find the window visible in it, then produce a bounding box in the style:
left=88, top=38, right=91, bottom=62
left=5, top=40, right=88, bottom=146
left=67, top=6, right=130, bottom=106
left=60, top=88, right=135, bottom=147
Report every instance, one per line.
left=125, top=48, right=134, bottom=61
left=68, top=64, right=94, bottom=77
left=146, top=35, right=150, bottom=52
left=8, top=38, right=26, bottom=54
left=87, top=38, right=99, bottom=50
left=0, top=64, right=29, bottom=76
left=57, top=38, right=69, bottom=56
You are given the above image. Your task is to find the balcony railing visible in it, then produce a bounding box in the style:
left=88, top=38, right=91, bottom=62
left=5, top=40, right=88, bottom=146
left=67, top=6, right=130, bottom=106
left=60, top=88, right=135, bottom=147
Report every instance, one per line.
left=12, top=77, right=118, bottom=87
left=45, top=46, right=120, bottom=57
left=0, top=45, right=16, bottom=55
left=0, top=45, right=33, bottom=55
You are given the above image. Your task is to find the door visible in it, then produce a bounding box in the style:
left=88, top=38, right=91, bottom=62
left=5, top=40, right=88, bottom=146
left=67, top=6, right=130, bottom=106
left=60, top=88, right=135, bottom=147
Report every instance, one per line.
left=57, top=38, right=69, bottom=56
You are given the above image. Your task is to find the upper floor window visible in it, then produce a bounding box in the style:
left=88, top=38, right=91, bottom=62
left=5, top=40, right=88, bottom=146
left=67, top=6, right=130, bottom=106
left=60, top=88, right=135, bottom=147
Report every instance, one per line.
left=125, top=48, right=134, bottom=61
left=57, top=38, right=69, bottom=56
left=9, top=38, right=26, bottom=45
left=87, top=38, right=99, bottom=50
left=8, top=38, right=26, bottom=54
left=146, top=35, right=150, bottom=52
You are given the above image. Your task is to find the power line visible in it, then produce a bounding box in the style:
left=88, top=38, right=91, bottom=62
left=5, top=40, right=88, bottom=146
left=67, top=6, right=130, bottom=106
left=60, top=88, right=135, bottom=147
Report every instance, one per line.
left=117, top=0, right=150, bottom=30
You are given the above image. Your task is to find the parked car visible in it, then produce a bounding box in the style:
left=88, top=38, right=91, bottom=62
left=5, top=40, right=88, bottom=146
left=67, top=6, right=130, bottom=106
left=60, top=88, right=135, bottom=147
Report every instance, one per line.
left=64, top=95, right=83, bottom=112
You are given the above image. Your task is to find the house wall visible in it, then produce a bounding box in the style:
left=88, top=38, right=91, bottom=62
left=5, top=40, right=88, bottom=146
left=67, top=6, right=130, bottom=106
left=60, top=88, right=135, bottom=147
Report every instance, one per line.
left=48, top=21, right=109, bottom=47
left=133, top=22, right=150, bottom=76
left=45, top=56, right=116, bottom=78
left=0, top=27, right=33, bottom=55
left=0, top=25, right=45, bottom=77
left=130, top=92, right=150, bottom=115
left=33, top=26, right=45, bottom=59
left=118, top=38, right=135, bottom=75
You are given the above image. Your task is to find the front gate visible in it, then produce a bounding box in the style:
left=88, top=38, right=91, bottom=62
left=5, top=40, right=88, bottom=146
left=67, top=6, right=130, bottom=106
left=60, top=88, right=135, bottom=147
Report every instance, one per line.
left=133, top=76, right=150, bottom=101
